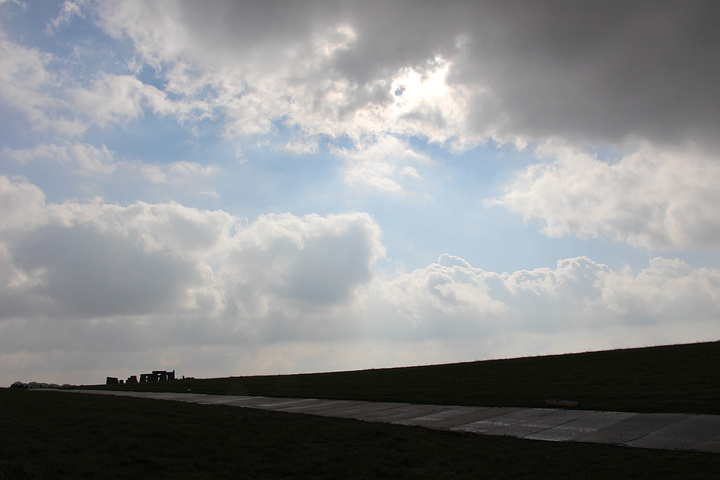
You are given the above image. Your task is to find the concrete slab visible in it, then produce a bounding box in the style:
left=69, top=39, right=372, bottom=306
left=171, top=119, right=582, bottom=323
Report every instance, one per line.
left=43, top=390, right=720, bottom=453
left=342, top=403, right=420, bottom=421
left=574, top=413, right=688, bottom=445
left=524, top=411, right=638, bottom=442
left=328, top=403, right=461, bottom=424
left=220, top=396, right=283, bottom=407
left=134, top=392, right=182, bottom=399
left=519, top=408, right=595, bottom=428
left=449, top=407, right=527, bottom=433
left=363, top=404, right=451, bottom=422
left=152, top=393, right=216, bottom=403
left=398, top=407, right=524, bottom=430
left=181, top=394, right=252, bottom=404
left=272, top=399, right=359, bottom=413
left=328, top=402, right=415, bottom=417
left=282, top=400, right=371, bottom=416
left=191, top=396, right=256, bottom=405
left=455, top=408, right=559, bottom=434
left=245, top=397, right=304, bottom=407
left=483, top=409, right=590, bottom=438
left=287, top=400, right=384, bottom=417
left=394, top=406, right=484, bottom=427
left=253, top=398, right=324, bottom=410
left=626, top=415, right=720, bottom=452
left=401, top=406, right=484, bottom=422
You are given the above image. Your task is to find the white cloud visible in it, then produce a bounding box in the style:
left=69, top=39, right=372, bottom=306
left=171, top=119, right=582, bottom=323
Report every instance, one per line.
left=0, top=0, right=26, bottom=7
left=337, top=135, right=431, bottom=192
left=493, top=142, right=720, bottom=250
left=46, top=0, right=87, bottom=34
left=0, top=176, right=48, bottom=233
left=71, top=74, right=181, bottom=127
left=5, top=142, right=116, bottom=176
left=140, top=161, right=220, bottom=185
left=0, top=33, right=181, bottom=136
left=1, top=177, right=719, bottom=385
left=0, top=176, right=384, bottom=328
left=601, top=257, right=720, bottom=320
left=2, top=2, right=720, bottom=386
left=3, top=143, right=221, bottom=200
left=385, top=60, right=487, bottom=149
left=0, top=35, right=83, bottom=135
left=361, top=253, right=720, bottom=347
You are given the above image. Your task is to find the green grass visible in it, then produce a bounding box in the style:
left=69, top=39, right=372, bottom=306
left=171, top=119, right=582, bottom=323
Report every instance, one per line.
left=1, top=388, right=719, bottom=479
left=87, top=341, right=720, bottom=414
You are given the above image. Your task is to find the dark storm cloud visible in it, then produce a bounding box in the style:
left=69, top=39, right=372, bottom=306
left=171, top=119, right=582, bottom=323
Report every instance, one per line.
left=132, top=0, right=719, bottom=147
left=451, top=1, right=720, bottom=146
left=7, top=223, right=200, bottom=319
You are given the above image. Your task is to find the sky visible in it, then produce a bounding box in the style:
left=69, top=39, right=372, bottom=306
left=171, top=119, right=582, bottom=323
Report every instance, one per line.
left=1, top=0, right=719, bottom=386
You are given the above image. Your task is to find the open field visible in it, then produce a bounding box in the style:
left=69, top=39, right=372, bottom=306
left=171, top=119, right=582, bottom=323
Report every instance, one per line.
left=89, top=341, right=720, bottom=415
left=2, top=388, right=719, bottom=479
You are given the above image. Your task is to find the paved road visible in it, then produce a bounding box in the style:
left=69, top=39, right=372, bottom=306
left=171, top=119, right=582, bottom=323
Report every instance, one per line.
left=48, top=390, right=720, bottom=453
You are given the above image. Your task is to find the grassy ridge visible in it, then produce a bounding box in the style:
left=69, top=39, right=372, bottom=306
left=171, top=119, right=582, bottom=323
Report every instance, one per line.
left=2, top=389, right=719, bottom=479
left=90, top=341, right=720, bottom=414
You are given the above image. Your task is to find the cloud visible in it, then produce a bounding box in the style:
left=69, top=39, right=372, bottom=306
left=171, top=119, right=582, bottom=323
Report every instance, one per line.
left=0, top=34, right=176, bottom=136
left=85, top=0, right=471, bottom=152
left=6, top=1, right=717, bottom=210
left=2, top=177, right=719, bottom=385
left=492, top=142, right=720, bottom=250
left=71, top=74, right=164, bottom=127
left=139, top=161, right=220, bottom=185
left=3, top=1, right=717, bottom=159
left=429, top=1, right=720, bottom=149
left=0, top=181, right=211, bottom=320
left=5, top=142, right=116, bottom=176
left=9, top=222, right=200, bottom=318
left=78, top=0, right=720, bottom=232
left=88, top=0, right=720, bottom=151
left=3, top=143, right=221, bottom=202
left=46, top=0, right=87, bottom=34
left=0, top=34, right=84, bottom=135
left=601, top=257, right=720, bottom=321
left=361, top=253, right=720, bottom=350
left=337, top=135, right=431, bottom=192
left=2, top=2, right=720, bottom=385
left=0, top=176, right=383, bottom=326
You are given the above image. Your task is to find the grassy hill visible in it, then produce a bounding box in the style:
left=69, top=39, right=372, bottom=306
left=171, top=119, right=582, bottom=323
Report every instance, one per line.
left=2, top=388, right=718, bottom=479
left=89, top=340, right=720, bottom=414
left=4, top=341, right=719, bottom=479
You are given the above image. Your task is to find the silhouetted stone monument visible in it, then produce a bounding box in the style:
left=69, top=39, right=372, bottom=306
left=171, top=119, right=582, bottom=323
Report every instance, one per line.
left=139, top=370, right=176, bottom=382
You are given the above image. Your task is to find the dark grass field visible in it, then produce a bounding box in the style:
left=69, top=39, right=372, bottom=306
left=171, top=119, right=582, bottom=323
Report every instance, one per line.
left=2, top=388, right=719, bottom=479
left=90, top=341, right=720, bottom=414
left=3, top=341, right=719, bottom=479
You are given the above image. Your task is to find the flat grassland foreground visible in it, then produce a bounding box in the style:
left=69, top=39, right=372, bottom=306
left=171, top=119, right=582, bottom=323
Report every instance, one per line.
left=2, top=389, right=719, bottom=480
left=56, top=389, right=720, bottom=453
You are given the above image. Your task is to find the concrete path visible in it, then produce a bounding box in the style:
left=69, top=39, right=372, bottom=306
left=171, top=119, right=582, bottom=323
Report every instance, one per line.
left=52, top=390, right=720, bottom=453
